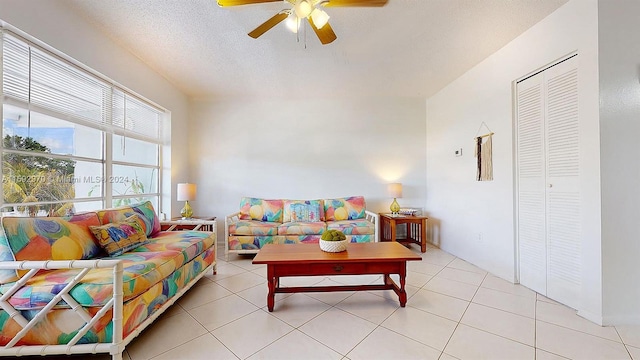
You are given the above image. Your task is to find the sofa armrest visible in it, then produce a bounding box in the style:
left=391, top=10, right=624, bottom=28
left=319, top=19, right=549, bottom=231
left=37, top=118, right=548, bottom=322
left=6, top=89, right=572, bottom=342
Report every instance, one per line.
left=0, top=259, right=125, bottom=356
left=225, top=212, right=240, bottom=235
left=224, top=212, right=241, bottom=260
left=364, top=210, right=379, bottom=242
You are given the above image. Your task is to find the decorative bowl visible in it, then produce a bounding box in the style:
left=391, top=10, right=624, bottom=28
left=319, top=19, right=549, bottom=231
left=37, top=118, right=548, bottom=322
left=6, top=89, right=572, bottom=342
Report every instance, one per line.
left=319, top=239, right=348, bottom=253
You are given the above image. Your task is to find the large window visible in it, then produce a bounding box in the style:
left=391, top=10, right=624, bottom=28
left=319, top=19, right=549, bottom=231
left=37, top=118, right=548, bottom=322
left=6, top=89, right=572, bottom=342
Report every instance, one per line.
left=1, top=30, right=166, bottom=216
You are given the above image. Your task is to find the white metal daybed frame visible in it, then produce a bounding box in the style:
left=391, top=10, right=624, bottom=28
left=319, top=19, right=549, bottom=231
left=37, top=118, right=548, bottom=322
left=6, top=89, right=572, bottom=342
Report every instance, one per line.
left=0, top=259, right=213, bottom=359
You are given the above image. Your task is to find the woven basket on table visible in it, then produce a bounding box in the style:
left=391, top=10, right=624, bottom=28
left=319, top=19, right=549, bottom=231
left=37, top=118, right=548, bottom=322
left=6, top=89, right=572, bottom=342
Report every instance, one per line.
left=319, top=239, right=348, bottom=253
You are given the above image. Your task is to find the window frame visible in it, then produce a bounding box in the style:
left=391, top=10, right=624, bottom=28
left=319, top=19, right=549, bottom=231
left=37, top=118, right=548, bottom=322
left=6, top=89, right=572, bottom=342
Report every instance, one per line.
left=0, top=26, right=167, bottom=216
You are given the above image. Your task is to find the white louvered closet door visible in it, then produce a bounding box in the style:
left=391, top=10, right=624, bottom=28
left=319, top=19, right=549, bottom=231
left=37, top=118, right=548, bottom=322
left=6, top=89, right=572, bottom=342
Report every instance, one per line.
left=517, top=55, right=581, bottom=309
left=543, top=58, right=581, bottom=308
left=516, top=70, right=547, bottom=295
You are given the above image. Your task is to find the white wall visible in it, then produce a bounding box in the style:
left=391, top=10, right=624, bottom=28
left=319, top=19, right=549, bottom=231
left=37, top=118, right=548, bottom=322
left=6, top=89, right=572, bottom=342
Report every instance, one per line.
left=0, top=0, right=190, bottom=217
left=190, top=97, right=427, bottom=235
left=598, top=0, right=640, bottom=325
left=425, top=0, right=603, bottom=322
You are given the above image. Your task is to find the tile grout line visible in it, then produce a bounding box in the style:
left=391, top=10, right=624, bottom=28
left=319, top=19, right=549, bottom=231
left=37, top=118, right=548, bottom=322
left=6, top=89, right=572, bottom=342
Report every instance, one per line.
left=140, top=329, right=211, bottom=360
left=211, top=258, right=337, bottom=359
left=534, top=294, right=538, bottom=359
left=424, top=261, right=626, bottom=352
left=292, top=294, right=370, bottom=359
left=535, top=315, right=627, bottom=344
left=470, top=290, right=537, bottom=320
left=208, top=330, right=245, bottom=359
left=131, top=269, right=224, bottom=360
left=221, top=250, right=631, bottom=359
left=460, top=273, right=539, bottom=354
left=436, top=270, right=490, bottom=357
left=220, top=309, right=298, bottom=360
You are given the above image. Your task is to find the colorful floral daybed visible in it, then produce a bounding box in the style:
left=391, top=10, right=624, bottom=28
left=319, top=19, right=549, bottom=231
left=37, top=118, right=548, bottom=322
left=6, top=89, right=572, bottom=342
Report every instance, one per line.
left=0, top=201, right=216, bottom=359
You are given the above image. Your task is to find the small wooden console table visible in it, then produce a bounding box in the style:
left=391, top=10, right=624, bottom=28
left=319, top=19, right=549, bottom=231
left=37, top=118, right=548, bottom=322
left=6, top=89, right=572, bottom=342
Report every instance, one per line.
left=379, top=214, right=428, bottom=253
left=252, top=243, right=421, bottom=311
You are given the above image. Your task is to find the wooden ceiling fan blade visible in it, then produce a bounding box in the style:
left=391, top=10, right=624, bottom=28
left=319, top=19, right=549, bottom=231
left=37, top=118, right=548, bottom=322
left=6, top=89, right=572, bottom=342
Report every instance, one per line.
left=308, top=17, right=337, bottom=45
left=218, top=0, right=281, bottom=6
left=321, top=0, right=388, bottom=7
left=248, top=12, right=289, bottom=39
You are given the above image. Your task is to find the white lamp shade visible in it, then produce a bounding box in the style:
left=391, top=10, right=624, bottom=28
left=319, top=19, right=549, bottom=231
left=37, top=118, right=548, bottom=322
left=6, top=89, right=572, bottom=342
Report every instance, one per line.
left=311, top=8, right=330, bottom=29
left=294, top=0, right=313, bottom=18
left=177, top=183, right=197, bottom=201
left=388, top=183, right=403, bottom=198
left=285, top=14, right=300, bottom=33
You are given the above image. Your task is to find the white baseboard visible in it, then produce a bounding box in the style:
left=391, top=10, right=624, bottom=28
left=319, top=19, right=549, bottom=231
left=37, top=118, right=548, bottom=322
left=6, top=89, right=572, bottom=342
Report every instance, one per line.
left=600, top=313, right=640, bottom=326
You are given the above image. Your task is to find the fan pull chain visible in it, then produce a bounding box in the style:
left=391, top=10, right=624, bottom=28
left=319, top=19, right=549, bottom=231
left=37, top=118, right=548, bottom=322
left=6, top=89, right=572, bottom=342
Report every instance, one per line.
left=296, top=17, right=300, bottom=43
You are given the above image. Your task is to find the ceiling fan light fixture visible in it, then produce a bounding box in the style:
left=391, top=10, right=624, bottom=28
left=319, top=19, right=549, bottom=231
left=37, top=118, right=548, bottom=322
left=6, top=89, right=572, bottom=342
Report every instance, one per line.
left=310, top=8, right=330, bottom=29
left=294, top=0, right=313, bottom=18
left=285, top=13, right=300, bottom=33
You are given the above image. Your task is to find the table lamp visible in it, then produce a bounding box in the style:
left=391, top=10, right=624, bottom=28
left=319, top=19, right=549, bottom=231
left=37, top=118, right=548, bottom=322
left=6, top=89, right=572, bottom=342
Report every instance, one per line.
left=177, top=183, right=196, bottom=219
left=388, top=182, right=402, bottom=214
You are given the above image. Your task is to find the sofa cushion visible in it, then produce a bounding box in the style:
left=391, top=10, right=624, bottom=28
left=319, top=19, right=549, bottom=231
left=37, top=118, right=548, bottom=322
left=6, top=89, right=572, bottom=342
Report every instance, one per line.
left=228, top=235, right=273, bottom=250
left=89, top=215, right=150, bottom=256
left=228, top=220, right=279, bottom=236
left=228, top=235, right=322, bottom=250
left=282, top=200, right=324, bottom=222
left=277, top=222, right=326, bottom=235
left=0, top=213, right=103, bottom=281
left=133, top=230, right=216, bottom=265
left=0, top=228, right=18, bottom=284
left=0, top=249, right=183, bottom=309
left=323, top=196, right=366, bottom=221
left=238, top=197, right=283, bottom=223
left=96, top=200, right=160, bottom=238
left=326, top=219, right=375, bottom=235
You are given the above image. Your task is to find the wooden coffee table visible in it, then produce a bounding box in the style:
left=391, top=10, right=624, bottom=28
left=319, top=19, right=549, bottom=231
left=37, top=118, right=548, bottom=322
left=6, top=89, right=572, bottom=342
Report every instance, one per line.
left=252, top=242, right=422, bottom=311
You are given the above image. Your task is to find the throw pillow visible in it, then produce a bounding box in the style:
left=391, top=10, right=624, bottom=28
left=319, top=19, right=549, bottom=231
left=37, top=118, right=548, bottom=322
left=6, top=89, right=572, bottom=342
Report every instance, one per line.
left=283, top=200, right=324, bottom=222
left=290, top=203, right=321, bottom=222
left=131, top=201, right=161, bottom=237
left=323, top=196, right=366, bottom=221
left=96, top=200, right=160, bottom=238
left=89, top=215, right=149, bottom=257
left=238, top=197, right=284, bottom=222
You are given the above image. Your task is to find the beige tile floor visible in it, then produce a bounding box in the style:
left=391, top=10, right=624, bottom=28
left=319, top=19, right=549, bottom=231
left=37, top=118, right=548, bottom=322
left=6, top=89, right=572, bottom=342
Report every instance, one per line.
left=20, top=243, right=640, bottom=360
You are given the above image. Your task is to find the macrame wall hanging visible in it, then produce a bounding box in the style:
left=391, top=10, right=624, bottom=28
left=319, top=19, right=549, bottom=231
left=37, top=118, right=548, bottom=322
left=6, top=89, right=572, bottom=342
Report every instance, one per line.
left=474, top=122, right=494, bottom=181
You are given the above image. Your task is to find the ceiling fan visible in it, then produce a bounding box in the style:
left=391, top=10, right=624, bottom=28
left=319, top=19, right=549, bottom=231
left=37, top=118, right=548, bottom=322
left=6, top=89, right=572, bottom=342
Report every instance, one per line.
left=217, top=0, right=388, bottom=45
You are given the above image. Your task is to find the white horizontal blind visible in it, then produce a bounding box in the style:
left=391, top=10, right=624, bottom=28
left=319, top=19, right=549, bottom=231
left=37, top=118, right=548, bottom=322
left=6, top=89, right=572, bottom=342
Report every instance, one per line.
left=30, top=45, right=109, bottom=126
left=2, top=34, right=29, bottom=102
left=2, top=31, right=165, bottom=144
left=112, top=89, right=162, bottom=141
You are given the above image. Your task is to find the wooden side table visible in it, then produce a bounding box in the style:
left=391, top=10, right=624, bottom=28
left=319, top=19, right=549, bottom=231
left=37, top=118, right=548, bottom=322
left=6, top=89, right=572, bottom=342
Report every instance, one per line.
left=379, top=214, right=428, bottom=253
left=160, top=216, right=217, bottom=232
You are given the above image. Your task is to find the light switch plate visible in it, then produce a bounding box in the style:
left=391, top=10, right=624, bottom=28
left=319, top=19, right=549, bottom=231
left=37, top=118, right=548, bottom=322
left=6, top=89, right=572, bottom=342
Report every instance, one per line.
left=455, top=148, right=463, bottom=157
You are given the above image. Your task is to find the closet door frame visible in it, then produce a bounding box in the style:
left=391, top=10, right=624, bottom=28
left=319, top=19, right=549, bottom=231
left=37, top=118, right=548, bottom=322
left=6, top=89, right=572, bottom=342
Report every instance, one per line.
left=513, top=52, right=579, bottom=298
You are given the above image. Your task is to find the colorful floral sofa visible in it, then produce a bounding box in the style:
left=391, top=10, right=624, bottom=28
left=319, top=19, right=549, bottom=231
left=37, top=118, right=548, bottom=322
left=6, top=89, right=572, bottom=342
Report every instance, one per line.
left=0, top=201, right=216, bottom=360
left=225, top=196, right=378, bottom=259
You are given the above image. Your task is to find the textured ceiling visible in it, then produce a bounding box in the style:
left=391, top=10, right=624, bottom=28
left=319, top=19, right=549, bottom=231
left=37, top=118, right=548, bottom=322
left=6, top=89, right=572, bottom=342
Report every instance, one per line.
left=62, top=0, right=568, bottom=99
